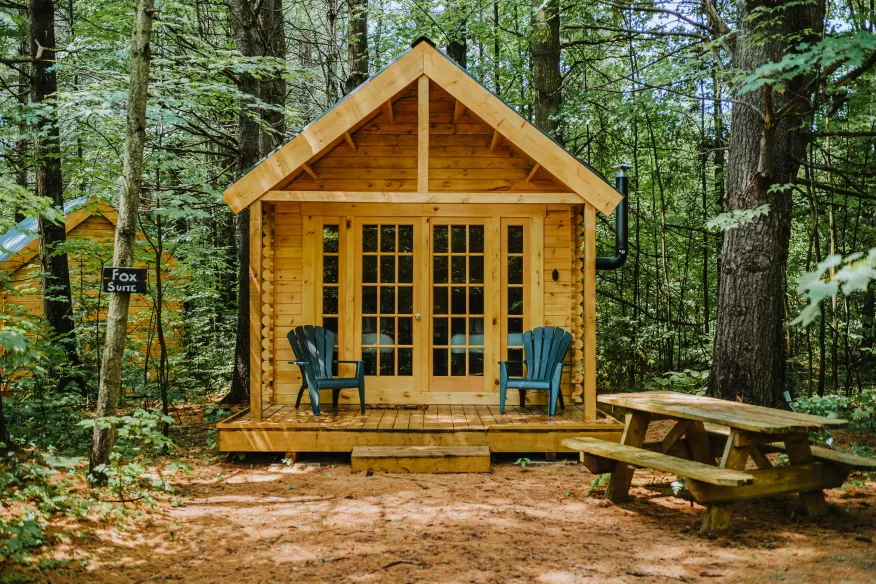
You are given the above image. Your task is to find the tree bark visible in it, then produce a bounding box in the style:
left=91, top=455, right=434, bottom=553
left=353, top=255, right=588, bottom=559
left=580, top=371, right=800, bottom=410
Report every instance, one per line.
left=224, top=0, right=262, bottom=404
left=531, top=0, right=562, bottom=145
left=259, top=0, right=286, bottom=154
left=90, top=0, right=154, bottom=476
left=709, top=0, right=824, bottom=407
left=344, top=0, right=368, bottom=92
left=445, top=0, right=466, bottom=68
left=29, top=0, right=82, bottom=387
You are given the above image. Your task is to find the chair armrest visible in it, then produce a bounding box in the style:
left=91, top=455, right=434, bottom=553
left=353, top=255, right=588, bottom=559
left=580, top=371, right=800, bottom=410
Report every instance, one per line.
left=288, top=360, right=308, bottom=366
left=498, top=360, right=526, bottom=365
left=335, top=360, right=363, bottom=364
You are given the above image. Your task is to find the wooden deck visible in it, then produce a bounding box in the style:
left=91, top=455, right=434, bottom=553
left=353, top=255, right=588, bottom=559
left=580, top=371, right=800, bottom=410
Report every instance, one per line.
left=216, top=404, right=624, bottom=454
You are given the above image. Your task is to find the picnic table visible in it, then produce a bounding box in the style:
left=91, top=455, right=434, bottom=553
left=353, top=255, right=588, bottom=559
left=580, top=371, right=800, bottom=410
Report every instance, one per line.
left=563, top=391, right=876, bottom=531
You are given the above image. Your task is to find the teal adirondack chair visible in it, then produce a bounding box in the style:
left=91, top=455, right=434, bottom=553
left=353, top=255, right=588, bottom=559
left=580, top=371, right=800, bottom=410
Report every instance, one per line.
left=499, top=326, right=573, bottom=416
left=287, top=325, right=365, bottom=416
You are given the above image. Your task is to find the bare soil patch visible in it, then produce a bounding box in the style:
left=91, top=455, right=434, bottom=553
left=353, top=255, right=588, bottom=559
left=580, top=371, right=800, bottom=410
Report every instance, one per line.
left=4, top=409, right=875, bottom=584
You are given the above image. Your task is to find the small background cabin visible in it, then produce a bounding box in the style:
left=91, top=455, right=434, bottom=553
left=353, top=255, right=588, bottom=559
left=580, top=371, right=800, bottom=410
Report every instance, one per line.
left=217, top=39, right=626, bottom=456
left=0, top=197, right=180, bottom=383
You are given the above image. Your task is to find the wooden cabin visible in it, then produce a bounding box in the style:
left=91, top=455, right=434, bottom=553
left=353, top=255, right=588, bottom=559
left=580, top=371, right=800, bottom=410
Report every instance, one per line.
left=217, top=39, right=625, bottom=456
left=0, top=197, right=180, bottom=373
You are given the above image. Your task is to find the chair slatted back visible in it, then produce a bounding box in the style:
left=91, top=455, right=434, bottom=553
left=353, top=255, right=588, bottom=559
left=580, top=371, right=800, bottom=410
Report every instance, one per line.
left=287, top=329, right=306, bottom=363
left=296, top=325, right=336, bottom=380
left=522, top=326, right=572, bottom=380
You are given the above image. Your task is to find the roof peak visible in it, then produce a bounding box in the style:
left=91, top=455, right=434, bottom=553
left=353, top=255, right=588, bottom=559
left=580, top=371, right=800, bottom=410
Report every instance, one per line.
left=410, top=36, right=436, bottom=49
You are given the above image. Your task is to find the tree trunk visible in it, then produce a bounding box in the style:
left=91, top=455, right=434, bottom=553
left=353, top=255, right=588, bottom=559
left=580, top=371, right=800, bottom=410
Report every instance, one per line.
left=445, top=0, right=466, bottom=68
left=259, top=0, right=286, bottom=153
left=29, top=0, right=82, bottom=388
left=344, top=0, right=368, bottom=93
left=531, top=0, right=562, bottom=145
left=709, top=0, right=824, bottom=407
left=224, top=0, right=262, bottom=404
left=90, top=0, right=154, bottom=476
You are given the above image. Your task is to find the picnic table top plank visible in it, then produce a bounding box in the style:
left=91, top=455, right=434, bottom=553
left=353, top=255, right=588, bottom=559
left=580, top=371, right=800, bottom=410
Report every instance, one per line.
left=598, top=392, right=848, bottom=434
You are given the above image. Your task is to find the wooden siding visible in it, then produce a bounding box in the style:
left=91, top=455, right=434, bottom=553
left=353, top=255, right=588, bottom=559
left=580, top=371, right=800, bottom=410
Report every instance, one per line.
left=0, top=214, right=178, bottom=347
left=273, top=202, right=305, bottom=403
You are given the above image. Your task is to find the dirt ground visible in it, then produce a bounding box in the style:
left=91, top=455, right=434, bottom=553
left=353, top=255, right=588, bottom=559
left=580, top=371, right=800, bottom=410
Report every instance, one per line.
left=7, top=411, right=876, bottom=584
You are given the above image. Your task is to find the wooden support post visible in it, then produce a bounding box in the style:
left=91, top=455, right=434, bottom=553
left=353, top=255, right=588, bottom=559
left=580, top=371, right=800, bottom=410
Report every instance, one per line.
left=301, top=163, right=318, bottom=180
left=417, top=75, right=429, bottom=193
left=489, top=128, right=502, bottom=152
left=661, top=421, right=692, bottom=453
left=524, top=163, right=541, bottom=183
left=605, top=411, right=650, bottom=501
left=453, top=99, right=465, bottom=122
left=784, top=438, right=829, bottom=517
left=284, top=451, right=297, bottom=464
left=582, top=205, right=597, bottom=420
left=249, top=199, right=263, bottom=421
left=383, top=100, right=394, bottom=123
left=701, top=429, right=750, bottom=532
left=686, top=421, right=716, bottom=465
left=343, top=131, right=357, bottom=153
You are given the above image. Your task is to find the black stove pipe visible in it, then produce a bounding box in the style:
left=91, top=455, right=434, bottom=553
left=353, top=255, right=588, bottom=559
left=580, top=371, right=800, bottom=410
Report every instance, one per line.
left=595, top=164, right=630, bottom=270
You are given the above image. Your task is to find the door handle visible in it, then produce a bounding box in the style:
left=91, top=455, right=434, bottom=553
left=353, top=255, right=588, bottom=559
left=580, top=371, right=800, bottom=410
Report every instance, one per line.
left=414, top=314, right=422, bottom=320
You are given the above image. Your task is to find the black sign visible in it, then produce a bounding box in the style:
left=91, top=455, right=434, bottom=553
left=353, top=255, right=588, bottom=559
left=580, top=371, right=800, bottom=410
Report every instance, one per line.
left=102, top=267, right=147, bottom=293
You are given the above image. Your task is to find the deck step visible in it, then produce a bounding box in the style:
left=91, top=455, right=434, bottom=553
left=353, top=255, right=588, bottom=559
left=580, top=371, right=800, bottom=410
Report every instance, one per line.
left=351, top=446, right=491, bottom=474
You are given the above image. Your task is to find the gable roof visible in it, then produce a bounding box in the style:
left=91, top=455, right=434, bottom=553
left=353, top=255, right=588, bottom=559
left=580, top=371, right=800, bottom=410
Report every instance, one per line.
left=223, top=39, right=623, bottom=216
left=0, top=198, right=118, bottom=266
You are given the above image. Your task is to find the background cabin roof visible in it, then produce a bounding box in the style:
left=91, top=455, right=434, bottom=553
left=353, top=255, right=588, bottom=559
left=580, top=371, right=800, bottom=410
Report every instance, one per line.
left=222, top=39, right=624, bottom=215
left=0, top=197, right=89, bottom=262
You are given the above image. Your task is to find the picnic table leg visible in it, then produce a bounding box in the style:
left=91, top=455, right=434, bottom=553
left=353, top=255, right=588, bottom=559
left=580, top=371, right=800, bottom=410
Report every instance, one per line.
left=784, top=438, right=829, bottom=517
left=605, top=412, right=650, bottom=502
left=701, top=432, right=750, bottom=532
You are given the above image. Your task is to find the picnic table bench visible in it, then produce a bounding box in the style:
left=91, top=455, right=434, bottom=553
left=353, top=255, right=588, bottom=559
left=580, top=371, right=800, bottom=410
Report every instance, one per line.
left=563, top=391, right=875, bottom=531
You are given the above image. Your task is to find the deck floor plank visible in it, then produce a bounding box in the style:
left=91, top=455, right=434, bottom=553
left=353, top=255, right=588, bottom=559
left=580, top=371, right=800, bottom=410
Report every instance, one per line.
left=379, top=409, right=398, bottom=430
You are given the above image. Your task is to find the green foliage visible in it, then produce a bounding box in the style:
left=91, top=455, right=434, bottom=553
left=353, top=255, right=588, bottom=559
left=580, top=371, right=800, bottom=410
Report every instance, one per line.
left=793, top=248, right=876, bottom=326
left=705, top=204, right=771, bottom=231
left=793, top=390, right=876, bottom=432
left=649, top=369, right=710, bottom=395
left=513, top=457, right=531, bottom=468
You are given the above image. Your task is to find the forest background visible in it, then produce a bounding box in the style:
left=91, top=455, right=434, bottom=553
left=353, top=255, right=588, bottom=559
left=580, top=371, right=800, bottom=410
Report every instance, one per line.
left=0, top=0, right=875, bottom=566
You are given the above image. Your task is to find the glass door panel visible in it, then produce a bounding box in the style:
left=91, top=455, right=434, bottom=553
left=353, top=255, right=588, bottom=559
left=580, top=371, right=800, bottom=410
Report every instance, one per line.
left=430, top=222, right=487, bottom=391
left=359, top=223, right=416, bottom=380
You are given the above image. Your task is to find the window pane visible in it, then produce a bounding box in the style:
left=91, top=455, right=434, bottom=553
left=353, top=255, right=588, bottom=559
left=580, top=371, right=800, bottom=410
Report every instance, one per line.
left=451, top=226, right=466, bottom=253
left=363, top=256, right=378, bottom=283
left=433, top=348, right=448, bottom=376
left=380, top=317, right=396, bottom=343
left=508, top=287, right=524, bottom=315
left=507, top=348, right=523, bottom=377
left=469, top=350, right=484, bottom=376
left=469, top=287, right=484, bottom=315
left=323, top=225, right=339, bottom=253
left=451, top=256, right=466, bottom=283
left=323, top=256, right=339, bottom=284
left=362, top=286, right=377, bottom=314
left=398, top=225, right=414, bottom=252
left=398, top=348, right=413, bottom=376
left=363, top=225, right=378, bottom=252
left=469, top=317, right=484, bottom=338
left=508, top=256, right=523, bottom=285
left=398, top=286, right=413, bottom=314
left=470, top=225, right=484, bottom=253
left=508, top=225, right=524, bottom=254
left=508, top=317, right=524, bottom=335
left=433, top=256, right=448, bottom=284
left=451, top=317, right=466, bottom=342
left=361, top=317, right=377, bottom=340
left=380, top=225, right=396, bottom=252
left=323, top=317, right=338, bottom=336
left=398, top=317, right=413, bottom=345
left=323, top=287, right=338, bottom=314
left=398, top=255, right=413, bottom=284
left=469, top=256, right=484, bottom=284
left=451, top=352, right=466, bottom=376
left=433, top=287, right=448, bottom=315
left=380, top=256, right=396, bottom=284
left=363, top=347, right=378, bottom=375
left=433, top=318, right=448, bottom=345
left=451, top=287, right=466, bottom=314
left=380, top=286, right=395, bottom=314
left=380, top=348, right=395, bottom=375
left=433, top=225, right=448, bottom=253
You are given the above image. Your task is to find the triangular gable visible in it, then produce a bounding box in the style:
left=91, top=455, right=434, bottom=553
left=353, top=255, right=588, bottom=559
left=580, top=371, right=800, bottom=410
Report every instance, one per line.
left=223, top=39, right=623, bottom=216
left=0, top=199, right=119, bottom=272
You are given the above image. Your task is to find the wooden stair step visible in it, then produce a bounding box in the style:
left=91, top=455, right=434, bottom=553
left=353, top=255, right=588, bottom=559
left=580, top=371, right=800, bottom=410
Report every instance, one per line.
left=351, top=445, right=491, bottom=474
left=562, top=437, right=754, bottom=486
